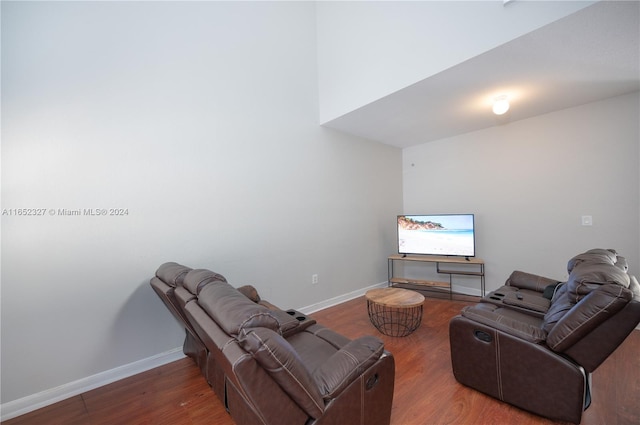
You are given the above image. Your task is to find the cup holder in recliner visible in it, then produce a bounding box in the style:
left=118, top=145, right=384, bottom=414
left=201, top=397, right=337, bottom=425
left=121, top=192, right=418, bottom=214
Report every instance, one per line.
left=488, top=292, right=505, bottom=301
left=286, top=309, right=307, bottom=322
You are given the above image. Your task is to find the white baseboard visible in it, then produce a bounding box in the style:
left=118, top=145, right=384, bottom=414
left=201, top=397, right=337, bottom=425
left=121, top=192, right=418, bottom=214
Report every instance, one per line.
left=0, top=347, right=185, bottom=422
left=2, top=283, right=391, bottom=422
left=0, top=281, right=487, bottom=421
left=296, top=281, right=481, bottom=316
left=298, top=281, right=388, bottom=315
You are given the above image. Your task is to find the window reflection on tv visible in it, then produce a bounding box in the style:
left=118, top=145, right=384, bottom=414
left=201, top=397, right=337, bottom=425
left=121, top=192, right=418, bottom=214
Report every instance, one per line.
left=397, top=214, right=475, bottom=257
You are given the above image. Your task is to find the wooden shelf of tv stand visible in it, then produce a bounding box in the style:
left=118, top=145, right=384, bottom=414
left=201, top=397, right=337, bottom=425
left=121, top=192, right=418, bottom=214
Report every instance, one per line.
left=388, top=254, right=484, bottom=265
left=388, top=254, right=485, bottom=298
left=389, top=277, right=450, bottom=289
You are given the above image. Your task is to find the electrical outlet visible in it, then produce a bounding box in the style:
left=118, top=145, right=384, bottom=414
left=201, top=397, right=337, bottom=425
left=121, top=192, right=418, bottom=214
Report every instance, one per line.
left=311, top=274, right=319, bottom=285
left=581, top=215, right=593, bottom=226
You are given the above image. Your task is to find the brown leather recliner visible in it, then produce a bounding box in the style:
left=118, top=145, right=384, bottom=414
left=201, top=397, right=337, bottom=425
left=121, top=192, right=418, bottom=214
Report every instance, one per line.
left=152, top=263, right=395, bottom=425
left=449, top=249, right=640, bottom=424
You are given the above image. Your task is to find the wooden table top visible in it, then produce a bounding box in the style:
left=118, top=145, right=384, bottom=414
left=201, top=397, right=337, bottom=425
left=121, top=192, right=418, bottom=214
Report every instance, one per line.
left=365, top=287, right=425, bottom=308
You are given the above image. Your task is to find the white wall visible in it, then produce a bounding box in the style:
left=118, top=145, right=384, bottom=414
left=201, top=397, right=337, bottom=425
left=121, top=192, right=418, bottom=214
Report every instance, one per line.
left=316, top=0, right=595, bottom=123
left=0, top=1, right=402, bottom=409
left=402, top=92, right=640, bottom=291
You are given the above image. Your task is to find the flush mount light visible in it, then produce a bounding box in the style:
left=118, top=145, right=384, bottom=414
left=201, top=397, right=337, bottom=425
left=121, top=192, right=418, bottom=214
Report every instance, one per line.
left=492, top=95, right=510, bottom=115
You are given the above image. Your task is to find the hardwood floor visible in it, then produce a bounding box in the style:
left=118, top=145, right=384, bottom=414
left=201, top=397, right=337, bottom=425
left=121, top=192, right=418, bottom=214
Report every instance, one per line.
left=5, top=296, right=639, bottom=425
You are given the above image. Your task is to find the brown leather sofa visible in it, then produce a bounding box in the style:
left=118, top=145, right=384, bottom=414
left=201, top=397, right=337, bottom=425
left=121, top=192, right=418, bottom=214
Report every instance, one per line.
left=151, top=262, right=395, bottom=425
left=449, top=249, right=640, bottom=423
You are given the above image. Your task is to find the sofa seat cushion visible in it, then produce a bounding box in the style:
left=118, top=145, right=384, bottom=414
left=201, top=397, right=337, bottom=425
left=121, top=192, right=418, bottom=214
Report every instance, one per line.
left=312, top=335, right=384, bottom=400
left=305, top=323, right=351, bottom=349
left=239, top=327, right=325, bottom=419
left=483, top=303, right=545, bottom=327
left=460, top=303, right=546, bottom=343
left=287, top=327, right=344, bottom=372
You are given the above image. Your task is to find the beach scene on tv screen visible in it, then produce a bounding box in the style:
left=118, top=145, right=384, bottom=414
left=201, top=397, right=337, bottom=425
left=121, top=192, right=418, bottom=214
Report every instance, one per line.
left=398, top=215, right=474, bottom=256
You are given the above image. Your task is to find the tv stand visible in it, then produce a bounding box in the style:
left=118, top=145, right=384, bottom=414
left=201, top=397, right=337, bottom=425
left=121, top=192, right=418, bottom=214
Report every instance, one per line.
left=388, top=254, right=485, bottom=299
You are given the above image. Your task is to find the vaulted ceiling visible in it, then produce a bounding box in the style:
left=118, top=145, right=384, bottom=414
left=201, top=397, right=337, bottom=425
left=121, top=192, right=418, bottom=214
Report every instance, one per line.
left=323, top=1, right=640, bottom=148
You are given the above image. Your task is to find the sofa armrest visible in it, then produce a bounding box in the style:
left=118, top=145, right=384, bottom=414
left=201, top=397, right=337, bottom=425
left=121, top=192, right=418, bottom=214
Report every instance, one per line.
left=506, top=270, right=559, bottom=293
left=461, top=305, right=546, bottom=343
left=236, top=285, right=261, bottom=303
left=313, top=335, right=384, bottom=399
left=268, top=308, right=319, bottom=337
left=501, top=291, right=551, bottom=313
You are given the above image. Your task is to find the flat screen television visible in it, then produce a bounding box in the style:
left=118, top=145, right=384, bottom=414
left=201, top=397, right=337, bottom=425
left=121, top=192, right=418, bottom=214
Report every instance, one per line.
left=397, top=214, right=475, bottom=257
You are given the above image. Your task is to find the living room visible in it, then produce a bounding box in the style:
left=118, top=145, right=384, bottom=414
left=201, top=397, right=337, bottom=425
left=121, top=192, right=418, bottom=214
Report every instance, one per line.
left=1, top=0, right=638, bottom=422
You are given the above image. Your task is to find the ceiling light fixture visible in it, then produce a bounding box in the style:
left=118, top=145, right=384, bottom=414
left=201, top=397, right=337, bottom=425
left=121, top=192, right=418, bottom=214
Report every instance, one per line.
left=492, top=95, right=510, bottom=115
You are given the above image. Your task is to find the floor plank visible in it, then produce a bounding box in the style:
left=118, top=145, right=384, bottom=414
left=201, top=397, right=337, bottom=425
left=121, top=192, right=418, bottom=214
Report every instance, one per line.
left=5, top=296, right=639, bottom=425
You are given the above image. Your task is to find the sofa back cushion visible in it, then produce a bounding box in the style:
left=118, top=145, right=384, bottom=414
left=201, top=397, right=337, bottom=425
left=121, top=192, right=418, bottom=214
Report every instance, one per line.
left=566, top=248, right=617, bottom=273
left=155, top=262, right=192, bottom=288
left=312, top=335, right=384, bottom=399
left=184, top=269, right=227, bottom=295
left=197, top=281, right=280, bottom=336
left=545, top=284, right=632, bottom=352
left=239, top=327, right=325, bottom=419
left=566, top=262, right=630, bottom=302
left=543, top=250, right=633, bottom=334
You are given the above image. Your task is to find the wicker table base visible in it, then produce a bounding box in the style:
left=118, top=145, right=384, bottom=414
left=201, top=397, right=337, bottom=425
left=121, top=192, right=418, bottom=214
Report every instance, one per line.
left=365, top=288, right=425, bottom=337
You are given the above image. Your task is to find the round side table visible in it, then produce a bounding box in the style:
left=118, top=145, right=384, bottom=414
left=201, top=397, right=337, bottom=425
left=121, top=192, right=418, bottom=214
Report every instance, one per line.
left=365, top=288, right=425, bottom=337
